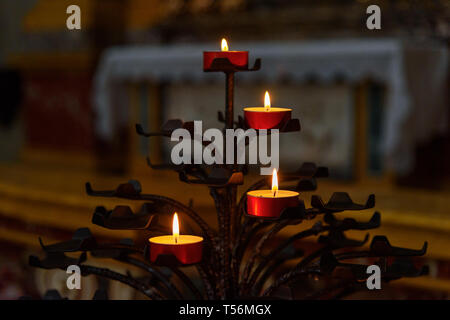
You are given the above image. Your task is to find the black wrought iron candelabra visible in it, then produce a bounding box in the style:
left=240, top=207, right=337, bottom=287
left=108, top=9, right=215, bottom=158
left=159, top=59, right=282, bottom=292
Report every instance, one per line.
left=29, top=53, right=428, bottom=300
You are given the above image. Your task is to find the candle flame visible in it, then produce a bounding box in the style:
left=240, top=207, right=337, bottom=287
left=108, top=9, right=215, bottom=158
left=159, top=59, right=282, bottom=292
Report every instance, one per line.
left=272, top=168, right=278, bottom=197
left=173, top=212, right=179, bottom=243
left=264, top=91, right=271, bottom=111
left=221, top=38, right=229, bottom=51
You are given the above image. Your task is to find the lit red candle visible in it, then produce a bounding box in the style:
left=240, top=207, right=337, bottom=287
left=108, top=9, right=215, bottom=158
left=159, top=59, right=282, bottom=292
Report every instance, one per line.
left=149, top=213, right=203, bottom=265
left=244, top=91, right=292, bottom=129
left=203, top=39, right=249, bottom=71
left=247, top=169, right=299, bottom=218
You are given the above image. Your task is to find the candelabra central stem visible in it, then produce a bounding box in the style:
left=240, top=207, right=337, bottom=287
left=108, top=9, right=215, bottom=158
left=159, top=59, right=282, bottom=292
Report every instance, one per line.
left=225, top=72, right=235, bottom=129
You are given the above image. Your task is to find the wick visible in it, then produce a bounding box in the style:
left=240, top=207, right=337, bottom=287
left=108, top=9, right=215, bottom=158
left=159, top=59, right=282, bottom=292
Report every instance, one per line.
left=175, top=238, right=178, bottom=244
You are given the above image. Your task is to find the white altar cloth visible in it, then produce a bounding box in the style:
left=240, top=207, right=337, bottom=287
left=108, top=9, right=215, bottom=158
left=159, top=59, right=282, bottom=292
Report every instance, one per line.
left=93, top=38, right=447, bottom=173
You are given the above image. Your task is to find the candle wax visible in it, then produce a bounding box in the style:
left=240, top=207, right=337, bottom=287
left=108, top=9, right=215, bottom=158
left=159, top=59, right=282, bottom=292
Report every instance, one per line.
left=247, top=190, right=299, bottom=198
left=244, top=107, right=291, bottom=113
left=150, top=235, right=203, bottom=245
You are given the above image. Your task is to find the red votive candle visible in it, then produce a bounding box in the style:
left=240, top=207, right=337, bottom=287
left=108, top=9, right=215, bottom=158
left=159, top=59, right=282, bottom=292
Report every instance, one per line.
left=247, top=169, right=299, bottom=218
left=244, top=91, right=292, bottom=129
left=149, top=213, right=203, bottom=265
left=149, top=235, right=203, bottom=265
left=247, top=190, right=299, bottom=218
left=203, top=38, right=248, bottom=71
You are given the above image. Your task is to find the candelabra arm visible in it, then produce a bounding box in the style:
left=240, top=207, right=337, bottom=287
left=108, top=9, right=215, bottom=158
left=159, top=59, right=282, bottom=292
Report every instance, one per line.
left=196, top=264, right=216, bottom=300
left=116, top=256, right=184, bottom=299
left=233, top=221, right=272, bottom=275
left=262, top=268, right=322, bottom=297
left=169, top=266, right=204, bottom=300
left=263, top=247, right=329, bottom=297
left=79, top=265, right=163, bottom=300
left=249, top=224, right=330, bottom=294
left=86, top=183, right=216, bottom=248
left=240, top=220, right=290, bottom=294
left=253, top=259, right=285, bottom=295
left=139, top=195, right=212, bottom=229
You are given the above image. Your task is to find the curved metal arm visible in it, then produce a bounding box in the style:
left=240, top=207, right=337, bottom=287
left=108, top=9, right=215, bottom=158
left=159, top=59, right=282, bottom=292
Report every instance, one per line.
left=196, top=264, right=216, bottom=300
left=262, top=268, right=322, bottom=297
left=247, top=223, right=329, bottom=295
left=116, top=256, right=184, bottom=300
left=232, top=220, right=272, bottom=283
left=262, top=246, right=329, bottom=297
left=169, top=267, right=204, bottom=300
left=240, top=220, right=290, bottom=295
left=87, top=182, right=218, bottom=255
left=79, top=265, right=162, bottom=300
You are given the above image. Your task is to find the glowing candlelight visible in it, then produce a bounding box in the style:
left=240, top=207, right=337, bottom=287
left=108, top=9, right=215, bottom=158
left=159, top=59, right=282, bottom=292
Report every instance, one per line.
left=272, top=168, right=278, bottom=197
left=264, top=91, right=271, bottom=112
left=244, top=90, right=292, bottom=129
left=173, top=212, right=179, bottom=244
left=203, top=38, right=248, bottom=71
left=221, top=38, right=229, bottom=51
left=246, top=169, right=299, bottom=218
left=149, top=213, right=203, bottom=265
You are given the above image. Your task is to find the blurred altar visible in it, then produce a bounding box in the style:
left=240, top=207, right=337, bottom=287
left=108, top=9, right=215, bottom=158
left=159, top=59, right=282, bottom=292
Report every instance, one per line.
left=0, top=0, right=448, bottom=299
